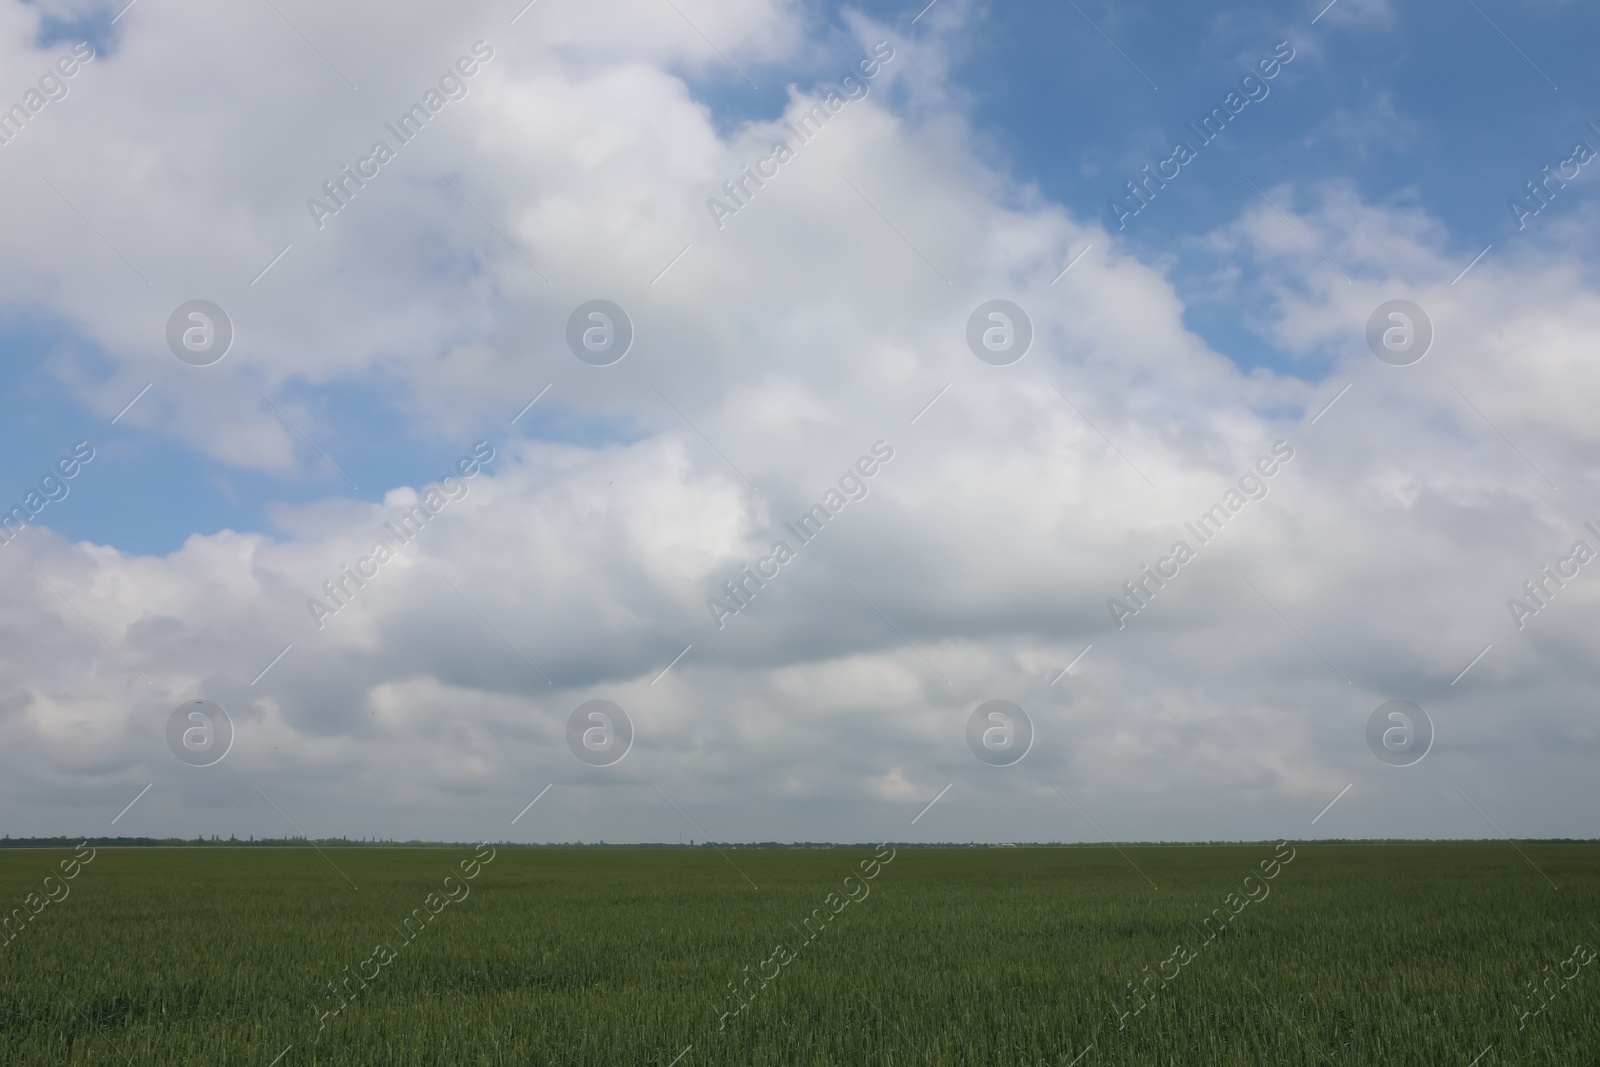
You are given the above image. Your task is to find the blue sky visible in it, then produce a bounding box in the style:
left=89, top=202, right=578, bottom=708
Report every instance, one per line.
left=1, top=0, right=1598, bottom=843
left=11, top=0, right=1600, bottom=555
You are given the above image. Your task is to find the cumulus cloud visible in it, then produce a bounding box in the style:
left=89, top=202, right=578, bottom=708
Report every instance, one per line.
left=0, top=0, right=1593, bottom=845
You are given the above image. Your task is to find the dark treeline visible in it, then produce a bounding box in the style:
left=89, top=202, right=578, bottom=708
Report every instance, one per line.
left=0, top=837, right=1594, bottom=849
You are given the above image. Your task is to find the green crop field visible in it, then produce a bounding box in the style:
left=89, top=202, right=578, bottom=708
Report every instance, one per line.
left=0, top=842, right=1596, bottom=1065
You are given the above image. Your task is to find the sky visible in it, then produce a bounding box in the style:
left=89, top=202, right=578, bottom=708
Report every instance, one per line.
left=1, top=0, right=1598, bottom=844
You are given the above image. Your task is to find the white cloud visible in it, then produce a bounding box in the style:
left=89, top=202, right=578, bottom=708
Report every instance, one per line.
left=0, top=0, right=1593, bottom=844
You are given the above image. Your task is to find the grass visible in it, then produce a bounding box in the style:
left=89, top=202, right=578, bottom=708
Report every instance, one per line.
left=0, top=842, right=1595, bottom=1065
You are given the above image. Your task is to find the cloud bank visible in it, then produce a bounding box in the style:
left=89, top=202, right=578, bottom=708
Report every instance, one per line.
left=0, top=0, right=1595, bottom=845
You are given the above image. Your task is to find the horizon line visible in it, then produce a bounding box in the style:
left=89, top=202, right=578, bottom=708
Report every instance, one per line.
left=1, top=836, right=1596, bottom=849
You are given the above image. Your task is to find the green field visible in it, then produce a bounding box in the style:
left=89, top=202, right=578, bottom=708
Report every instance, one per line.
left=1, top=842, right=1596, bottom=1065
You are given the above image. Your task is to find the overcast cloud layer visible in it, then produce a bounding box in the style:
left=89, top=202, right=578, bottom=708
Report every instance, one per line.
left=0, top=0, right=1597, bottom=844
